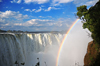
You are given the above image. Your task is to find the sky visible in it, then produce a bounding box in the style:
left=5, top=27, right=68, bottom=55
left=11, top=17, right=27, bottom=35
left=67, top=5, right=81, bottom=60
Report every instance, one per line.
left=0, top=0, right=99, bottom=31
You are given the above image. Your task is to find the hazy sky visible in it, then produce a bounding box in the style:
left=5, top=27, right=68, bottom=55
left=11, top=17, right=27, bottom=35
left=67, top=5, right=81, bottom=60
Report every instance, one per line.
left=0, top=0, right=98, bottom=31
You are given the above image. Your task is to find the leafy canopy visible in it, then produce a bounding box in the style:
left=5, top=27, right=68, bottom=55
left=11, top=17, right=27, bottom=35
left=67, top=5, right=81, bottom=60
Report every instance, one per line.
left=77, top=0, right=100, bottom=44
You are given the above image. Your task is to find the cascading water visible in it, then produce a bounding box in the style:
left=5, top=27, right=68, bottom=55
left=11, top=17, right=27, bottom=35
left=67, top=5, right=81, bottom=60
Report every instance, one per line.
left=0, top=33, right=64, bottom=66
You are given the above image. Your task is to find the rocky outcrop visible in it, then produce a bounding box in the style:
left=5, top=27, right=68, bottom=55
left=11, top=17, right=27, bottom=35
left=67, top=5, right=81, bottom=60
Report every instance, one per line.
left=84, top=41, right=100, bottom=66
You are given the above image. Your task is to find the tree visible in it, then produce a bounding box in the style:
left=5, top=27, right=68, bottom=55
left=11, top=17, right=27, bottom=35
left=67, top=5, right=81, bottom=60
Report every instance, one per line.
left=77, top=0, right=100, bottom=44
left=77, top=0, right=100, bottom=66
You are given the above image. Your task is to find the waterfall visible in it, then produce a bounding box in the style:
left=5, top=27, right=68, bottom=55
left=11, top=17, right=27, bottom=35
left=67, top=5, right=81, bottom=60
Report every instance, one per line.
left=0, top=33, right=64, bottom=66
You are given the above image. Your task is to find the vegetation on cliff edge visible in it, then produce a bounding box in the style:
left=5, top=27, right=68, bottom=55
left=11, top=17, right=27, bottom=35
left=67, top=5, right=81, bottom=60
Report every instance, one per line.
left=77, top=0, right=100, bottom=66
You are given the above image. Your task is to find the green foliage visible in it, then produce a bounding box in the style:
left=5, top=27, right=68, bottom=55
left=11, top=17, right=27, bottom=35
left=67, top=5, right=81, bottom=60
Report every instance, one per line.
left=77, top=0, right=100, bottom=66
left=77, top=5, right=87, bottom=19
left=95, top=43, right=99, bottom=51
left=77, top=0, right=100, bottom=44
left=89, top=57, right=93, bottom=61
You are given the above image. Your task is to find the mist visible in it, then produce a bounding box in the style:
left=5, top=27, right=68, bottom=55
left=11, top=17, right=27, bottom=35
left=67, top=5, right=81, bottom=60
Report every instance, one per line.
left=25, top=44, right=59, bottom=66
left=58, top=21, right=92, bottom=66
left=24, top=21, right=92, bottom=66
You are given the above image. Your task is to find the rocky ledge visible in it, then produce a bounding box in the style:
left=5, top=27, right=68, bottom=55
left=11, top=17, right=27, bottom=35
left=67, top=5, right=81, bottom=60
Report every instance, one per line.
left=84, top=41, right=100, bottom=66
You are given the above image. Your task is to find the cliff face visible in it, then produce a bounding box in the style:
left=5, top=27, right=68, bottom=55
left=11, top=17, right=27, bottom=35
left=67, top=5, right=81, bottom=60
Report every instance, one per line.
left=84, top=41, right=100, bottom=66
left=0, top=33, right=64, bottom=66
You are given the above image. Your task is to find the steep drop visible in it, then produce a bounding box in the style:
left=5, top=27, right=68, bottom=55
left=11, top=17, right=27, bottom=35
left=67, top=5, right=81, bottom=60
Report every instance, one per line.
left=0, top=33, right=64, bottom=66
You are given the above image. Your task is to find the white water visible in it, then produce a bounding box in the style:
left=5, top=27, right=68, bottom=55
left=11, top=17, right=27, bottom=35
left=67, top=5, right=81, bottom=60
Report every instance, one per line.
left=0, top=22, right=93, bottom=66
left=58, top=22, right=93, bottom=66
left=0, top=33, right=64, bottom=66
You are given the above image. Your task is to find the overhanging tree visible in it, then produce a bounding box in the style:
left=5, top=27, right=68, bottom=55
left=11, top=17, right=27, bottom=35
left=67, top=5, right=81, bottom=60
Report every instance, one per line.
left=77, top=0, right=100, bottom=44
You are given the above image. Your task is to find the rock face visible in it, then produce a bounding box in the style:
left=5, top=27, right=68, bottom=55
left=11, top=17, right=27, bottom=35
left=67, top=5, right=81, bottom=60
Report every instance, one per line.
left=84, top=41, right=100, bottom=66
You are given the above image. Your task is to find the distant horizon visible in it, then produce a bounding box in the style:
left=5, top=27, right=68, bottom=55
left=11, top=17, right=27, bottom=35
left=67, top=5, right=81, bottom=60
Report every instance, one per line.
left=0, top=29, right=67, bottom=34
left=0, top=29, right=67, bottom=31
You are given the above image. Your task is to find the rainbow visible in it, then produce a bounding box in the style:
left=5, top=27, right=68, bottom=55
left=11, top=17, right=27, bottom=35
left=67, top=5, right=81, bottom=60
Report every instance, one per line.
left=56, top=19, right=80, bottom=66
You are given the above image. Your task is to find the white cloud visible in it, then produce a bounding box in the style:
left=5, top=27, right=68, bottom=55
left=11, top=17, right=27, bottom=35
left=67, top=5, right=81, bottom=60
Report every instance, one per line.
left=24, top=7, right=60, bottom=13
left=23, top=18, right=72, bottom=29
left=10, top=1, right=13, bottom=3
left=52, top=0, right=73, bottom=6
left=24, top=8, right=44, bottom=13
left=52, top=3, right=60, bottom=6
left=0, top=0, right=2, bottom=2
left=24, top=0, right=49, bottom=4
left=0, top=10, right=29, bottom=22
left=24, top=8, right=42, bottom=13
left=38, top=16, right=52, bottom=18
left=39, top=16, right=44, bottom=18
left=0, top=10, right=30, bottom=31
left=0, top=19, right=5, bottom=22
left=53, top=0, right=73, bottom=3
left=17, top=0, right=21, bottom=3
left=22, top=19, right=54, bottom=27
left=23, top=19, right=38, bottom=26
left=39, top=16, right=42, bottom=17
left=0, top=10, right=74, bottom=31
left=21, top=7, right=24, bottom=9
left=52, top=0, right=99, bottom=6
left=74, top=0, right=99, bottom=6
left=45, top=7, right=61, bottom=11
left=52, top=7, right=61, bottom=10
left=10, top=0, right=21, bottom=3
left=32, top=9, right=36, bottom=11
left=0, top=10, right=14, bottom=18
left=45, top=7, right=52, bottom=11
left=5, top=23, right=10, bottom=26
left=23, top=15, right=28, bottom=18
left=85, top=0, right=99, bottom=6
left=14, top=23, right=22, bottom=26
left=35, top=7, right=42, bottom=12
left=24, top=9, right=36, bottom=12
left=14, top=19, right=53, bottom=27
left=25, top=9, right=31, bottom=12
